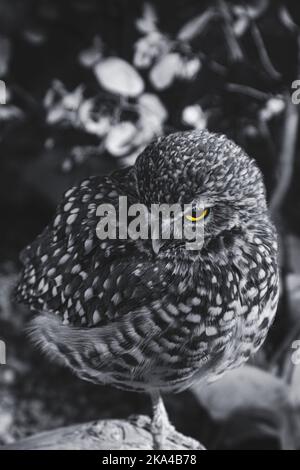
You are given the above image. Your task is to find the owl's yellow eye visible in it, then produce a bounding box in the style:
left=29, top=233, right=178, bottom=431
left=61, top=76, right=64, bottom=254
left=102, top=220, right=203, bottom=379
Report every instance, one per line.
left=185, top=208, right=210, bottom=222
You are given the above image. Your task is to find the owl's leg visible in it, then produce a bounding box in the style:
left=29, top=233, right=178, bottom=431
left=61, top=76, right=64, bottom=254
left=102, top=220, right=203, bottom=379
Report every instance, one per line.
left=150, top=391, right=205, bottom=450
left=150, top=391, right=172, bottom=450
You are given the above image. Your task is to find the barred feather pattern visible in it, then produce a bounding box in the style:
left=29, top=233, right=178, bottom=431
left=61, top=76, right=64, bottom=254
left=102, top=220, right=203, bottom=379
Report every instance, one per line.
left=16, top=130, right=279, bottom=393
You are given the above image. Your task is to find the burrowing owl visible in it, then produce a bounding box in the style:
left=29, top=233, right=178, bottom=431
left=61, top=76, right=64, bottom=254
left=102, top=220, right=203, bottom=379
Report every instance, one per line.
left=16, top=130, right=279, bottom=449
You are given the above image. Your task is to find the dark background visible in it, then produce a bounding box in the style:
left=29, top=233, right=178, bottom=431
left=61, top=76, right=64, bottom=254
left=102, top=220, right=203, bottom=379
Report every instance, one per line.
left=0, top=0, right=300, bottom=450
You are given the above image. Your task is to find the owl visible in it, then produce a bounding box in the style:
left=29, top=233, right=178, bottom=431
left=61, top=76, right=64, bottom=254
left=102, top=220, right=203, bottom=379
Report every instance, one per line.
left=16, top=130, right=279, bottom=449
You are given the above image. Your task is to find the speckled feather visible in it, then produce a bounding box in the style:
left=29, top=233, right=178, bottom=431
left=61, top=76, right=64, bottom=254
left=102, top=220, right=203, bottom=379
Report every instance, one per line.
left=16, top=130, right=279, bottom=392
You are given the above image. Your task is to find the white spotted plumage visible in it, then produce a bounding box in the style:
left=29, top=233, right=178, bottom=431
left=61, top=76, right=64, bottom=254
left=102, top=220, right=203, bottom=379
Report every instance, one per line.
left=16, top=130, right=279, bottom=394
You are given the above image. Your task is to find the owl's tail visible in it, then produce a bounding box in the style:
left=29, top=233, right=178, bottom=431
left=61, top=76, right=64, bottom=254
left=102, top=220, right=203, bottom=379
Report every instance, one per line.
left=27, top=314, right=114, bottom=384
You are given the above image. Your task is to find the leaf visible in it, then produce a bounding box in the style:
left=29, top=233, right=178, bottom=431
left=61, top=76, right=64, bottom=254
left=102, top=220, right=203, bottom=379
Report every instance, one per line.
left=232, top=1, right=269, bottom=37
left=135, top=2, right=158, bottom=34
left=233, top=0, right=269, bottom=20
left=44, top=80, right=65, bottom=108
left=133, top=32, right=171, bottom=69
left=179, top=57, right=201, bottom=80
left=233, top=16, right=250, bottom=37
left=122, top=148, right=144, bottom=167
left=105, top=122, right=138, bottom=157
left=79, top=98, right=112, bottom=137
left=278, top=5, right=300, bottom=34
left=138, top=93, right=168, bottom=124
left=149, top=53, right=181, bottom=90
left=44, top=82, right=84, bottom=127
left=63, top=86, right=84, bottom=111
left=94, top=58, right=144, bottom=97
left=78, top=36, right=103, bottom=68
left=0, top=105, right=24, bottom=122
left=259, top=96, right=285, bottom=121
left=177, top=9, right=218, bottom=42
left=182, top=104, right=207, bottom=129
left=23, top=28, right=47, bottom=45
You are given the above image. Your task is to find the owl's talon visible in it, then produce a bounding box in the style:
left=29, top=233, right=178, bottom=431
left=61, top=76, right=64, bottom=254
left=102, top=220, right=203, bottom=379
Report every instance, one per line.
left=150, top=392, right=203, bottom=450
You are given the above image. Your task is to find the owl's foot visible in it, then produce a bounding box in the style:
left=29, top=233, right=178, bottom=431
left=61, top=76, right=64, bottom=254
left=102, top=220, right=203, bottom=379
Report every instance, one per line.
left=150, top=392, right=204, bottom=450
left=150, top=391, right=170, bottom=450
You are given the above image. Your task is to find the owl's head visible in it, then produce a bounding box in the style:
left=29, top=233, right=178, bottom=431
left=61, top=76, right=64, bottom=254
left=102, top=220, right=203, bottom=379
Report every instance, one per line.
left=134, top=130, right=269, bottom=256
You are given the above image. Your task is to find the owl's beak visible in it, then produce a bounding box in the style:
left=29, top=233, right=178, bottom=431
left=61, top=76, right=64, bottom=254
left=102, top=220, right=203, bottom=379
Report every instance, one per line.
left=151, top=237, right=164, bottom=255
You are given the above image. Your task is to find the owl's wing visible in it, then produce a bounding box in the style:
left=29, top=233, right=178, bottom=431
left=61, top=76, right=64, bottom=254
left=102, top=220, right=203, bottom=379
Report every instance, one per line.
left=27, top=250, right=240, bottom=392
left=16, top=166, right=141, bottom=326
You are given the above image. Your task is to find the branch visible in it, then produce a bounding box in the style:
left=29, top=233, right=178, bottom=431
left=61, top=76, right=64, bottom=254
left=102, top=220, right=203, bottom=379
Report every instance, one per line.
left=226, top=83, right=270, bottom=101
left=217, top=0, right=244, bottom=62
left=270, top=96, right=299, bottom=217
left=268, top=96, right=299, bottom=378
left=0, top=416, right=205, bottom=450
left=250, top=21, right=281, bottom=80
